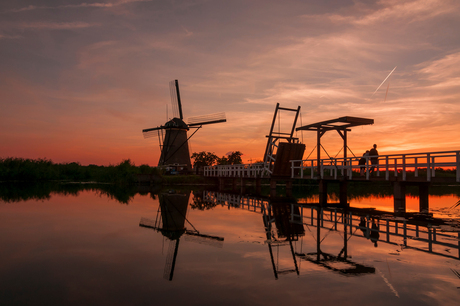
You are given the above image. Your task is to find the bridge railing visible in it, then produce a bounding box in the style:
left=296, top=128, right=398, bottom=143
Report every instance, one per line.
left=204, top=163, right=266, bottom=178
left=290, top=150, right=460, bottom=182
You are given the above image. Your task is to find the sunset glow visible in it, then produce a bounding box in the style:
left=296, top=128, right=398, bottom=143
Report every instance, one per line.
left=1, top=0, right=459, bottom=165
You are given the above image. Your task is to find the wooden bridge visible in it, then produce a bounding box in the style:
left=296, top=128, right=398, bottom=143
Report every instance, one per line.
left=204, top=149, right=460, bottom=183
left=203, top=106, right=460, bottom=212
left=290, top=150, right=460, bottom=183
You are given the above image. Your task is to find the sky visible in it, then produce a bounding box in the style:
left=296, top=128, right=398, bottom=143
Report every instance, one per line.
left=1, top=0, right=460, bottom=166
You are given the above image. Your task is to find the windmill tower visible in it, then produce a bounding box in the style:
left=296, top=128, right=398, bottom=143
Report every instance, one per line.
left=142, top=80, right=226, bottom=172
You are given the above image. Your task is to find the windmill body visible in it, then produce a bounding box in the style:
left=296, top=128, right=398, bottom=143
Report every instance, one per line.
left=143, top=80, right=226, bottom=173
left=158, top=118, right=192, bottom=172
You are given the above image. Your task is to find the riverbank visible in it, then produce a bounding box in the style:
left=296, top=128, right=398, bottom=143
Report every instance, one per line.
left=0, top=157, right=161, bottom=185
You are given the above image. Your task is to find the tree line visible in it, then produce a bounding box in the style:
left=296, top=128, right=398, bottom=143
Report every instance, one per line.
left=0, top=151, right=246, bottom=183
left=191, top=151, right=243, bottom=170
left=0, top=157, right=159, bottom=184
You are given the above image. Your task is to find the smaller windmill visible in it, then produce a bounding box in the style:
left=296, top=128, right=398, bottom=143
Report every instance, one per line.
left=142, top=80, right=226, bottom=172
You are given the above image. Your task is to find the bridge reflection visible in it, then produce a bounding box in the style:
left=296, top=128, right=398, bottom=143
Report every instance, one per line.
left=202, top=191, right=460, bottom=278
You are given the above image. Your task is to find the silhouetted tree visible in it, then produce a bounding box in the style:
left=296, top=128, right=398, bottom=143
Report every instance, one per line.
left=227, top=151, right=243, bottom=164
left=191, top=151, right=218, bottom=173
left=215, top=151, right=243, bottom=165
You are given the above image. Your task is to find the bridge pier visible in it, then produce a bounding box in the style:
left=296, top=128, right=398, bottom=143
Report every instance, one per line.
left=256, top=177, right=262, bottom=195
left=286, top=180, right=293, bottom=197
left=270, top=179, right=277, bottom=191
left=319, top=180, right=348, bottom=207
left=319, top=180, right=328, bottom=205
left=419, top=183, right=430, bottom=213
left=340, top=181, right=348, bottom=207
left=218, top=176, right=264, bottom=195
left=393, top=182, right=431, bottom=214
left=269, top=178, right=293, bottom=197
left=393, top=182, right=406, bottom=214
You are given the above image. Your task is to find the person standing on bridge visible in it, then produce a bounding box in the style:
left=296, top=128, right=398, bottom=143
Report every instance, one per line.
left=359, top=150, right=370, bottom=176
left=369, top=144, right=379, bottom=174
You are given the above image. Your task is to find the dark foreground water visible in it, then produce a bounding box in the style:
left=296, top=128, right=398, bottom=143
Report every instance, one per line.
left=1, top=184, right=460, bottom=305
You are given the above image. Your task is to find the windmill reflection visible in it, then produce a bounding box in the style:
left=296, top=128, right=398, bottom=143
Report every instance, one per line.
left=139, top=190, right=224, bottom=281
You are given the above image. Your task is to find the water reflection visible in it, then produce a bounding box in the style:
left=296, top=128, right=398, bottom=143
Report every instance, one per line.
left=2, top=184, right=460, bottom=304
left=0, top=182, right=141, bottom=204
left=263, top=199, right=303, bottom=278
left=139, top=190, right=224, bottom=280
left=203, top=190, right=460, bottom=279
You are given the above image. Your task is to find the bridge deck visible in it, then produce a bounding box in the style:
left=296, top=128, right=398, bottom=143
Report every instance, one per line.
left=204, top=150, right=460, bottom=183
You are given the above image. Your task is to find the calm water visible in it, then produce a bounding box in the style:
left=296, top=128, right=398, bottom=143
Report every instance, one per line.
left=1, top=184, right=460, bottom=305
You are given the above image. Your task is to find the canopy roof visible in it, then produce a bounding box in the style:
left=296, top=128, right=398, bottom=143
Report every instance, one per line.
left=296, top=116, right=374, bottom=132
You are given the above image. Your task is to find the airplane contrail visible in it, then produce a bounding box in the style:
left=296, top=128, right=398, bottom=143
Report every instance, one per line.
left=373, top=66, right=397, bottom=95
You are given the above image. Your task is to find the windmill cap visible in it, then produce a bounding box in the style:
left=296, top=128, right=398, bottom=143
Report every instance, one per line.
left=165, top=117, right=188, bottom=129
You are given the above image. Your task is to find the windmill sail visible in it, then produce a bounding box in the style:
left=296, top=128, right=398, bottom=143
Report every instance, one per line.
left=142, top=127, right=164, bottom=139
left=164, top=239, right=180, bottom=281
left=188, top=112, right=227, bottom=127
left=169, top=80, right=183, bottom=119
left=183, top=230, right=224, bottom=248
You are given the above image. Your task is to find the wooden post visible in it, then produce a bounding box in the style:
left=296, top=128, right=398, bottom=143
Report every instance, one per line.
left=219, top=178, right=225, bottom=190
left=317, top=208, right=321, bottom=262
left=286, top=179, right=293, bottom=197
left=270, top=179, right=277, bottom=197
left=317, top=128, right=322, bottom=176
left=343, top=211, right=348, bottom=258
left=393, top=182, right=406, bottom=214
left=256, top=177, right=262, bottom=195
left=340, top=181, right=348, bottom=207
left=319, top=180, right=328, bottom=206
left=419, top=183, right=429, bottom=213
left=343, top=130, right=347, bottom=177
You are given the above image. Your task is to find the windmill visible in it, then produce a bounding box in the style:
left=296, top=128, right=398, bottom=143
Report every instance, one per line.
left=142, top=80, right=227, bottom=172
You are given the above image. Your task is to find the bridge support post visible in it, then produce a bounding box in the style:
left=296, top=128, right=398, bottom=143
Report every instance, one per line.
left=256, top=177, right=262, bottom=195
left=319, top=180, right=328, bottom=205
left=240, top=178, right=245, bottom=194
left=219, top=178, right=225, bottom=190
left=419, top=183, right=430, bottom=213
left=286, top=179, right=293, bottom=197
left=393, top=182, right=406, bottom=214
left=232, top=178, right=237, bottom=191
left=339, top=181, right=348, bottom=207
left=270, top=179, right=277, bottom=197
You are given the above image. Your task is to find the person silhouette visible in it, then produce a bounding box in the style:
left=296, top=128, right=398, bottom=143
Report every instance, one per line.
left=369, top=144, right=379, bottom=174
left=369, top=219, right=380, bottom=247
left=358, top=217, right=370, bottom=238
left=359, top=150, right=370, bottom=176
